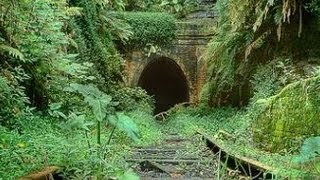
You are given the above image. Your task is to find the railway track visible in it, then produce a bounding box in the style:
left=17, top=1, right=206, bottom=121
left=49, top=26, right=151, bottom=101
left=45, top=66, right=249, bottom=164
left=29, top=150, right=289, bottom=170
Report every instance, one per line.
left=126, top=134, right=218, bottom=179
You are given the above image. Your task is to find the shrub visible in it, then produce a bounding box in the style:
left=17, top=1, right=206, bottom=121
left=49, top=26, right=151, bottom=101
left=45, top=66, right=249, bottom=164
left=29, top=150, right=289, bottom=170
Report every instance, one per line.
left=112, top=87, right=154, bottom=111
left=0, top=76, right=27, bottom=127
left=120, top=12, right=176, bottom=48
left=250, top=62, right=280, bottom=103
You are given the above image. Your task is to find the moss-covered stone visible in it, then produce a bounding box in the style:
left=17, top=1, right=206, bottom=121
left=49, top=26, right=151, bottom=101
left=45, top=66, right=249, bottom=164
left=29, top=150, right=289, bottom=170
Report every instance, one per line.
left=253, top=76, right=320, bottom=152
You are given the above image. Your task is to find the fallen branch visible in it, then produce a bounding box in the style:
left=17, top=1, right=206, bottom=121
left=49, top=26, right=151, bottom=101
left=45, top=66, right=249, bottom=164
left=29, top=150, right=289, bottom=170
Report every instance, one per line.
left=154, top=102, right=194, bottom=120
left=19, top=166, right=60, bottom=180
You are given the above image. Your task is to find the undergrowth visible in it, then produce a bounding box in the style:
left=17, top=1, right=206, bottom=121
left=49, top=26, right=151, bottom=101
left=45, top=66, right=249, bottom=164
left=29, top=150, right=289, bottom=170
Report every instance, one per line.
left=0, top=104, right=161, bottom=179
left=161, top=59, right=320, bottom=177
left=161, top=105, right=317, bottom=178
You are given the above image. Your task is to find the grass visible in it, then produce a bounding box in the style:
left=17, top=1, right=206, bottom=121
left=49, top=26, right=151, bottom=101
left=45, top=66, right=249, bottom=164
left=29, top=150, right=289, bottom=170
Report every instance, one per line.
left=161, top=105, right=320, bottom=178
left=0, top=105, right=162, bottom=179
left=1, top=101, right=318, bottom=179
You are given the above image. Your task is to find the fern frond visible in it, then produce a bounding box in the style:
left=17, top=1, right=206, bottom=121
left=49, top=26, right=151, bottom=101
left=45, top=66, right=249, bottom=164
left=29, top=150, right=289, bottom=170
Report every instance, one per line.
left=0, top=44, right=24, bottom=61
left=245, top=30, right=271, bottom=60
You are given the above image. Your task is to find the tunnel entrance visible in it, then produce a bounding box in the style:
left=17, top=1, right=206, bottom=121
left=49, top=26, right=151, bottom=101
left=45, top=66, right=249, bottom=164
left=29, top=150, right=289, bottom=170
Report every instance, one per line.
left=138, top=57, right=190, bottom=114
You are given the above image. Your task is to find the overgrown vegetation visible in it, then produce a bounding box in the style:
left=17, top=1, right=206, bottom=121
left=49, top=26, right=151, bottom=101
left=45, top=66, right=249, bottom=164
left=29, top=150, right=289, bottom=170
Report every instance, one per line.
left=119, top=12, right=176, bottom=49
left=203, top=0, right=320, bottom=107
left=1, top=0, right=320, bottom=179
left=124, top=0, right=199, bottom=17
left=199, top=0, right=320, bottom=176
left=0, top=0, right=162, bottom=178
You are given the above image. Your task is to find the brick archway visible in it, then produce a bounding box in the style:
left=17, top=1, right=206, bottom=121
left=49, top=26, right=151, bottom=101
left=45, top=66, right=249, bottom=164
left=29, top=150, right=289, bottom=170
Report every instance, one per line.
left=138, top=57, right=189, bottom=113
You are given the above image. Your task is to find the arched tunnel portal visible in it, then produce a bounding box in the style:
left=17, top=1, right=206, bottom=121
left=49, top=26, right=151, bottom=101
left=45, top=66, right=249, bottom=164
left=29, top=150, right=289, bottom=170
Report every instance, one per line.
left=138, top=57, right=190, bottom=114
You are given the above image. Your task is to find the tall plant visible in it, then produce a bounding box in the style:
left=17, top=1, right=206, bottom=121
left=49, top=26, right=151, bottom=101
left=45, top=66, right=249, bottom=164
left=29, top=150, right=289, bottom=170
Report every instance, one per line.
left=65, top=83, right=140, bottom=145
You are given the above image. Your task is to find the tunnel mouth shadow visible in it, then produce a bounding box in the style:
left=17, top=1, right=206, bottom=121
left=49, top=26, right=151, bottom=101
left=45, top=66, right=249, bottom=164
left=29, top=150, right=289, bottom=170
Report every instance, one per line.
left=138, top=57, right=190, bottom=114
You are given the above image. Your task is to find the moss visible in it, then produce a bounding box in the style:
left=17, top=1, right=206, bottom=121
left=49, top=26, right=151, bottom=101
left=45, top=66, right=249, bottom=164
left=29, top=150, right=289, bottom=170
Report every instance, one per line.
left=253, top=76, right=320, bottom=152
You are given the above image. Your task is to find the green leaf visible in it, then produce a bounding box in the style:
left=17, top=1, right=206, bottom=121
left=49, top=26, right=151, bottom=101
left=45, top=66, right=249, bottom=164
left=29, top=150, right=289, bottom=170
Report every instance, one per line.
left=118, top=170, right=140, bottom=180
left=0, top=44, right=25, bottom=61
left=85, top=95, right=111, bottom=121
left=66, top=83, right=112, bottom=121
left=293, top=137, right=320, bottom=163
left=108, top=113, right=140, bottom=142
left=160, top=0, right=170, bottom=6
left=49, top=102, right=62, bottom=111
left=64, top=113, right=94, bottom=131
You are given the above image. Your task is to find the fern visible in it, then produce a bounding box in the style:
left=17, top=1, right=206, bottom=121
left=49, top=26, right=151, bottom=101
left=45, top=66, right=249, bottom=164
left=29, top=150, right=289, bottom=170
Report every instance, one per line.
left=102, top=12, right=133, bottom=44
left=0, top=44, right=25, bottom=61
left=204, top=0, right=314, bottom=106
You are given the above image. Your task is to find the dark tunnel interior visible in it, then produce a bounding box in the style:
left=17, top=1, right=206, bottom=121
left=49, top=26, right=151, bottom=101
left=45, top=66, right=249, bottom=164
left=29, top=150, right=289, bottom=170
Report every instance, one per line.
left=138, top=57, right=190, bottom=114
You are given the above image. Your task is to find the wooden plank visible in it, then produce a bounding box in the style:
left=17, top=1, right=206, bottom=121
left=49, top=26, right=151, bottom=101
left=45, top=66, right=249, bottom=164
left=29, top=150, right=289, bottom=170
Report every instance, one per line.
left=197, top=131, right=277, bottom=179
left=199, top=131, right=273, bottom=172
left=129, top=156, right=199, bottom=160
left=127, top=158, right=207, bottom=165
left=131, top=148, right=183, bottom=152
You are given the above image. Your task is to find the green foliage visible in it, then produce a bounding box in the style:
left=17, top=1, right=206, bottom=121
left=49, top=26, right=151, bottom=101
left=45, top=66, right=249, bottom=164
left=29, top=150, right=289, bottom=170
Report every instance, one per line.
left=120, top=12, right=176, bottom=48
left=204, top=0, right=320, bottom=106
left=102, top=12, right=133, bottom=44
left=123, top=0, right=199, bottom=17
left=66, top=83, right=112, bottom=145
left=163, top=106, right=238, bottom=136
left=0, top=0, right=84, bottom=109
left=108, top=112, right=140, bottom=142
left=67, top=83, right=112, bottom=122
left=250, top=62, right=280, bottom=103
left=159, top=0, right=199, bottom=17
left=118, top=170, right=140, bottom=180
left=0, top=76, right=27, bottom=127
left=112, top=87, right=154, bottom=111
left=0, top=116, right=71, bottom=179
left=253, top=76, right=320, bottom=152
left=124, top=0, right=162, bottom=11
left=294, top=137, right=320, bottom=164
left=126, top=104, right=163, bottom=146
left=69, top=0, right=123, bottom=92
left=61, top=113, right=94, bottom=132
left=66, top=83, right=140, bottom=145
left=204, top=0, right=251, bottom=106
left=0, top=115, right=135, bottom=179
left=0, top=44, right=24, bottom=61
left=307, top=0, right=320, bottom=18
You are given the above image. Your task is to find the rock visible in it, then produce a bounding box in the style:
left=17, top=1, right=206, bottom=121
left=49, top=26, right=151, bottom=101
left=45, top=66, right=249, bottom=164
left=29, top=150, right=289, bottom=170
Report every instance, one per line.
left=253, top=76, right=320, bottom=152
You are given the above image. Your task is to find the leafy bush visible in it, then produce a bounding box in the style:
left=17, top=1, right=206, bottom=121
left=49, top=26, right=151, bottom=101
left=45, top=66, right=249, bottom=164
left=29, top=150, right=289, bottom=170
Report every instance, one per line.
left=112, top=87, right=154, bottom=111
left=0, top=76, right=27, bottom=127
left=120, top=12, right=176, bottom=48
left=0, top=115, right=137, bottom=179
left=123, top=0, right=199, bottom=16
left=250, top=62, right=280, bottom=103
left=159, top=0, right=199, bottom=17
